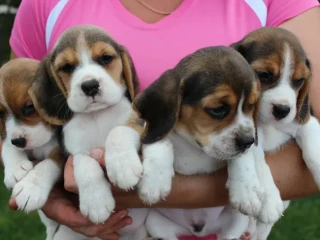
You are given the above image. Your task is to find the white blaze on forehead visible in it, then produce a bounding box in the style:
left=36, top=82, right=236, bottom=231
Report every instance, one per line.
left=280, top=43, right=294, bottom=86
left=77, top=33, right=92, bottom=66
left=236, top=94, right=251, bottom=124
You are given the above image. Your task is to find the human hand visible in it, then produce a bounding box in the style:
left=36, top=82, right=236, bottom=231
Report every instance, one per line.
left=9, top=185, right=132, bottom=240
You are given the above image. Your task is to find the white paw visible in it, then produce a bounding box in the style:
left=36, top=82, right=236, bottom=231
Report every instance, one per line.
left=105, top=126, right=142, bottom=190
left=12, top=169, right=51, bottom=212
left=258, top=190, right=284, bottom=224
left=227, top=179, right=264, bottom=216
left=138, top=140, right=175, bottom=205
left=106, top=150, right=143, bottom=190
left=79, top=180, right=115, bottom=224
left=138, top=170, right=173, bottom=205
left=4, top=160, right=33, bottom=189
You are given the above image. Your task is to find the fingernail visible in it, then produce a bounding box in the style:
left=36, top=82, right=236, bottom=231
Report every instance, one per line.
left=90, top=148, right=103, bottom=160
left=120, top=210, right=128, bottom=218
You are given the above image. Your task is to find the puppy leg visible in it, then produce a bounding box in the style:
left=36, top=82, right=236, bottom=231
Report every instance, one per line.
left=252, top=144, right=284, bottom=224
left=146, top=209, right=189, bottom=240
left=12, top=147, right=64, bottom=212
left=74, top=153, right=115, bottom=223
left=2, top=140, right=33, bottom=189
left=38, top=210, right=61, bottom=240
left=295, top=116, right=320, bottom=188
left=226, top=148, right=264, bottom=216
left=138, top=139, right=175, bottom=205
left=216, top=207, right=249, bottom=240
left=105, top=126, right=143, bottom=190
left=252, top=201, right=290, bottom=240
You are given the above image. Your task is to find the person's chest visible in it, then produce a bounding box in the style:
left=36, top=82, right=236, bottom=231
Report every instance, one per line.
left=48, top=0, right=264, bottom=91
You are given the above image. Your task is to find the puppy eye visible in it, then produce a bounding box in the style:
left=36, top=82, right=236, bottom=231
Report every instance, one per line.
left=0, top=111, right=5, bottom=119
left=292, top=78, right=305, bottom=88
left=204, top=106, right=230, bottom=120
left=256, top=71, right=273, bottom=84
left=22, top=103, right=35, bottom=116
left=59, top=63, right=76, bottom=74
left=97, top=54, right=114, bottom=65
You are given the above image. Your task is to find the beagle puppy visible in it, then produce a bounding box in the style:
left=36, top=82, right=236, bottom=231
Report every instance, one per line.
left=231, top=27, right=319, bottom=240
left=28, top=24, right=149, bottom=230
left=0, top=58, right=66, bottom=239
left=105, top=46, right=264, bottom=240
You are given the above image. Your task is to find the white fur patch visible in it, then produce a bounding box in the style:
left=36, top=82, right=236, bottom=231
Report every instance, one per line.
left=73, top=153, right=115, bottom=223
left=12, top=158, right=62, bottom=212
left=105, top=126, right=143, bottom=190
left=138, top=139, right=175, bottom=204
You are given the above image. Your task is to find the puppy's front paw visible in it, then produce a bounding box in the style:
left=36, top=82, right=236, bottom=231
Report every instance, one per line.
left=138, top=169, right=173, bottom=205
left=12, top=169, right=51, bottom=212
left=105, top=126, right=143, bottom=190
left=79, top=180, right=115, bottom=224
left=258, top=190, right=284, bottom=224
left=227, top=179, right=264, bottom=216
left=4, top=160, right=33, bottom=189
left=138, top=140, right=174, bottom=205
left=106, top=150, right=143, bottom=190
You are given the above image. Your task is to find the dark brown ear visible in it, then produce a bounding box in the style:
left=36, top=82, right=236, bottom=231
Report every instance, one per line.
left=253, top=80, right=261, bottom=146
left=120, top=46, right=139, bottom=102
left=133, top=69, right=182, bottom=144
left=28, top=57, right=72, bottom=126
left=295, top=77, right=311, bottom=124
left=230, top=40, right=257, bottom=63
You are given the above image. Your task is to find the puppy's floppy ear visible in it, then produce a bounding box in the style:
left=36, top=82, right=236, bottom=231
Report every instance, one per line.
left=120, top=46, right=139, bottom=102
left=133, top=70, right=182, bottom=144
left=295, top=77, right=311, bottom=124
left=28, top=57, right=73, bottom=126
left=230, top=40, right=256, bottom=62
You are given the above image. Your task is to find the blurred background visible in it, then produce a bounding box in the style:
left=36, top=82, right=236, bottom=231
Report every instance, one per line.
left=1, top=1, right=320, bottom=239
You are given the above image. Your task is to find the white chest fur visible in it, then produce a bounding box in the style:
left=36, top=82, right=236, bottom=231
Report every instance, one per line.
left=63, top=97, right=132, bottom=155
left=259, top=123, right=293, bottom=152
left=169, top=133, right=226, bottom=175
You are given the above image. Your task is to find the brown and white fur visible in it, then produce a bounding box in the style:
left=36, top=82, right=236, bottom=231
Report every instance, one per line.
left=105, top=46, right=264, bottom=240
left=29, top=25, right=149, bottom=239
left=0, top=58, right=65, bottom=240
left=229, top=27, right=318, bottom=240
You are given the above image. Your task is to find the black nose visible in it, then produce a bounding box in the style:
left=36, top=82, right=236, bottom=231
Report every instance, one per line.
left=192, top=224, right=205, bottom=233
left=236, top=136, right=254, bottom=151
left=11, top=137, right=26, bottom=148
left=272, top=104, right=290, bottom=120
left=81, top=79, right=100, bottom=97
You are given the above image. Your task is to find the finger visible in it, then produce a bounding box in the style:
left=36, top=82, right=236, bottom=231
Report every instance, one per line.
left=64, top=156, right=78, bottom=194
left=104, top=209, right=129, bottom=227
left=42, top=196, right=92, bottom=227
left=8, top=198, right=18, bottom=210
left=110, top=216, right=132, bottom=232
left=90, top=148, right=105, bottom=167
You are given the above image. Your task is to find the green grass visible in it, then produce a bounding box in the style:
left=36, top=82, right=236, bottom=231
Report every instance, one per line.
left=0, top=168, right=319, bottom=239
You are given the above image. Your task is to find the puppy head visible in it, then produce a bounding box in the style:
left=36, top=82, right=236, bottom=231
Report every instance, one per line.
left=231, top=27, right=311, bottom=124
left=134, top=46, right=260, bottom=160
left=0, top=59, right=54, bottom=149
left=30, top=25, right=139, bottom=125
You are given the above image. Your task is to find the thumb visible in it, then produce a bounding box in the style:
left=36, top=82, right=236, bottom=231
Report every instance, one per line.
left=90, top=148, right=105, bottom=166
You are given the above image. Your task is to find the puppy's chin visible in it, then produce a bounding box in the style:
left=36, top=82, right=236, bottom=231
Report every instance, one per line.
left=67, top=87, right=124, bottom=113
left=202, top=145, right=245, bottom=161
